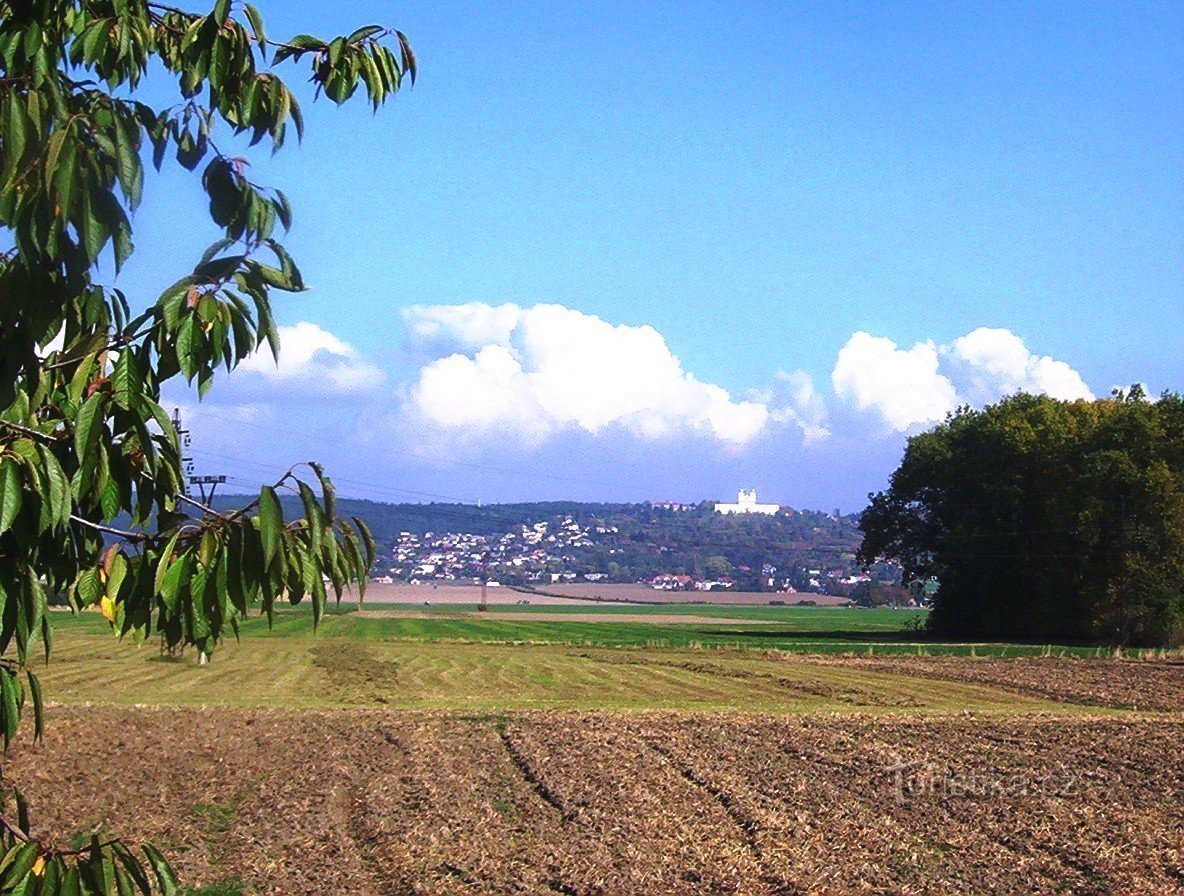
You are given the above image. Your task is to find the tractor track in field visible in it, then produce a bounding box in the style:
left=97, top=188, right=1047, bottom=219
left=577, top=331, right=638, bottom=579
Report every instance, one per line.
left=8, top=669, right=1184, bottom=895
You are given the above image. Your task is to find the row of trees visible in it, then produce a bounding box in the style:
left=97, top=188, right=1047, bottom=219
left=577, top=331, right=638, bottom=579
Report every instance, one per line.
left=859, top=390, right=1184, bottom=647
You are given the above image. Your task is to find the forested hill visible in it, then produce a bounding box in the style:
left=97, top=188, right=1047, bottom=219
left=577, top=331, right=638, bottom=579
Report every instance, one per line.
left=210, top=494, right=864, bottom=585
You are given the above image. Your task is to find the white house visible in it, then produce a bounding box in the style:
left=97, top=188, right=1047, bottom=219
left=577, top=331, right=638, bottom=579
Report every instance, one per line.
left=714, top=489, right=779, bottom=515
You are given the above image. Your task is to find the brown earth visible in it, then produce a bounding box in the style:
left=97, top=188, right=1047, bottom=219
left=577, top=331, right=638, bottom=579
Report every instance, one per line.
left=813, top=655, right=1184, bottom=712
left=363, top=582, right=849, bottom=606
left=8, top=705, right=1183, bottom=895
left=353, top=610, right=787, bottom=624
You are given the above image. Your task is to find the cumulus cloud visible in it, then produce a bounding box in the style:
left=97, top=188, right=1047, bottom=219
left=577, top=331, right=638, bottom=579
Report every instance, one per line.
left=832, top=332, right=960, bottom=432
left=831, top=327, right=1094, bottom=433
left=943, top=327, right=1094, bottom=405
left=765, top=370, right=831, bottom=444
left=235, top=321, right=384, bottom=396
left=402, top=302, right=523, bottom=356
left=402, top=303, right=770, bottom=446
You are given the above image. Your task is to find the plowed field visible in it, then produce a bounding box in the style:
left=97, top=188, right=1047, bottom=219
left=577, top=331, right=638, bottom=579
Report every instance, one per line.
left=9, top=706, right=1184, bottom=895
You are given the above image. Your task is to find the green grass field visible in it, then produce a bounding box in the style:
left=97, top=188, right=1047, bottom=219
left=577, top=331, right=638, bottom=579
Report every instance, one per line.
left=47, top=603, right=1098, bottom=656
left=33, top=603, right=1130, bottom=715
left=37, top=630, right=1077, bottom=713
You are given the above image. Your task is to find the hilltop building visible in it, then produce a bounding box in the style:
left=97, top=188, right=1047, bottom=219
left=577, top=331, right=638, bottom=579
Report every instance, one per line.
left=714, top=489, right=779, bottom=515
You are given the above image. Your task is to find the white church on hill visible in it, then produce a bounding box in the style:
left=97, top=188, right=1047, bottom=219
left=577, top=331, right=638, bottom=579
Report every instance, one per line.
left=714, top=489, right=780, bottom=515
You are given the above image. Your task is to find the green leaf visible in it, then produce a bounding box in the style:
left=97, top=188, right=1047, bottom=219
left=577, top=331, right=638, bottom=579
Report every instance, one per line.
left=158, top=554, right=191, bottom=614
left=75, top=567, right=101, bottom=609
left=347, top=25, right=386, bottom=44
left=37, top=444, right=70, bottom=530
left=354, top=515, right=376, bottom=571
left=0, top=459, right=21, bottom=536
left=25, top=671, right=41, bottom=743
left=100, top=472, right=122, bottom=520
left=153, top=529, right=182, bottom=595
left=0, top=842, right=39, bottom=890
left=297, top=479, right=323, bottom=553
left=0, top=844, right=24, bottom=883
left=309, top=461, right=334, bottom=520
left=74, top=391, right=106, bottom=471
left=106, top=551, right=128, bottom=601
left=112, top=843, right=152, bottom=896
left=111, top=343, right=144, bottom=410
left=61, top=866, right=83, bottom=896
left=141, top=843, right=179, bottom=896
left=13, top=786, right=28, bottom=836
left=0, top=668, right=19, bottom=751
left=244, top=4, right=267, bottom=56
left=258, top=485, right=282, bottom=568
left=327, top=36, right=345, bottom=67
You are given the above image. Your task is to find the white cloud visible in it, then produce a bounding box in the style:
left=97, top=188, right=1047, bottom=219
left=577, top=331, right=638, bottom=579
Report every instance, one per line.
left=832, top=332, right=960, bottom=432
left=402, top=302, right=523, bottom=355
left=236, top=321, right=384, bottom=396
left=403, top=303, right=770, bottom=446
left=831, top=327, right=1094, bottom=433
left=767, top=370, right=831, bottom=444
left=943, top=327, right=1094, bottom=404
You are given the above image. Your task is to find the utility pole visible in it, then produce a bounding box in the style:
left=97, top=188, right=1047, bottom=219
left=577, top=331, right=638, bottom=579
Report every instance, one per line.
left=172, top=408, right=194, bottom=496
left=191, top=474, right=227, bottom=505
left=478, top=549, right=490, bottom=612
left=172, top=408, right=226, bottom=505
left=171, top=408, right=224, bottom=667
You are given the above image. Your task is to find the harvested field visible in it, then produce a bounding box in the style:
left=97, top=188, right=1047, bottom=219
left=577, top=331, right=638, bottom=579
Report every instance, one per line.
left=514, top=582, right=852, bottom=606
left=821, top=655, right=1184, bottom=712
left=354, top=610, right=789, bottom=625
left=364, top=583, right=603, bottom=605
left=31, top=634, right=1086, bottom=712
left=363, top=582, right=852, bottom=606
left=9, top=707, right=1183, bottom=895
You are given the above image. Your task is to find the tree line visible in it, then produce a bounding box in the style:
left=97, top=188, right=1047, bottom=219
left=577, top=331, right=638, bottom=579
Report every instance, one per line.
left=859, top=389, right=1184, bottom=647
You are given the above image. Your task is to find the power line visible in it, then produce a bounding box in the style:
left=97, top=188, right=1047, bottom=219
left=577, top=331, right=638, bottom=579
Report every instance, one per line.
left=184, top=404, right=649, bottom=497
left=173, top=409, right=226, bottom=503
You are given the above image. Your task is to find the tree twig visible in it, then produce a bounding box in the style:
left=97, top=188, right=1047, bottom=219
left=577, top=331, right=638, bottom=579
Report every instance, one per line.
left=0, top=814, right=30, bottom=843
left=69, top=515, right=150, bottom=543
left=175, top=492, right=231, bottom=521
left=0, top=420, right=62, bottom=443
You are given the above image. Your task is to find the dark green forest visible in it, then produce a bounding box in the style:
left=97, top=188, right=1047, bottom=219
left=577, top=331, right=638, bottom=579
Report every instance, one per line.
left=859, top=390, right=1184, bottom=647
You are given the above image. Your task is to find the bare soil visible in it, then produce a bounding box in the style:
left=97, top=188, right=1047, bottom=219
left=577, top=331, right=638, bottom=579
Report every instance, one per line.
left=353, top=610, right=786, bottom=624
left=817, top=654, right=1184, bottom=712
left=9, top=705, right=1183, bottom=895
left=363, top=582, right=848, bottom=606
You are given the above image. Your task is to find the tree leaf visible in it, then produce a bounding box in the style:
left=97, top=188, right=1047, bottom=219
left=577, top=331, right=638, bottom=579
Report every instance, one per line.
left=14, top=785, right=28, bottom=836
left=258, top=485, right=282, bottom=569
left=0, top=460, right=21, bottom=536
left=25, top=671, right=42, bottom=743
left=74, top=391, right=106, bottom=471
left=244, top=4, right=267, bottom=57
left=141, top=841, right=179, bottom=895
left=0, top=668, right=19, bottom=751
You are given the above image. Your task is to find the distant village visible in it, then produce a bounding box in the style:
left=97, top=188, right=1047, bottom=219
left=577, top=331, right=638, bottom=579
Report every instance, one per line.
left=373, top=490, right=917, bottom=603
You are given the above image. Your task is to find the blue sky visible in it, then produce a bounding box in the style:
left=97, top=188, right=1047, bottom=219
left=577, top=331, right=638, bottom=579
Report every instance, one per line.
left=123, top=1, right=1182, bottom=510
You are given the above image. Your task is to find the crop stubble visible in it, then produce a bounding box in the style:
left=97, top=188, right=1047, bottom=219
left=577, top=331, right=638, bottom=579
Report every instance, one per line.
left=7, top=692, right=1183, bottom=895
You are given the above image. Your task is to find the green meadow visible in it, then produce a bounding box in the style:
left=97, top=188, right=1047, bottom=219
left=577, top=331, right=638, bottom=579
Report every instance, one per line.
left=31, top=603, right=1120, bottom=715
